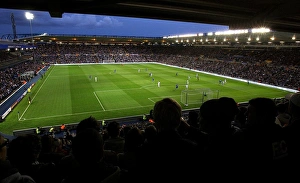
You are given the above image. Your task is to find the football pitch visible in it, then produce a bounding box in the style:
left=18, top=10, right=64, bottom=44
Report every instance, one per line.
left=0, top=63, right=292, bottom=135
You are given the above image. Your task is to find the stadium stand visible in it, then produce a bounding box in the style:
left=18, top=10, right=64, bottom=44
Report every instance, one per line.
left=1, top=41, right=299, bottom=183
left=1, top=1, right=300, bottom=181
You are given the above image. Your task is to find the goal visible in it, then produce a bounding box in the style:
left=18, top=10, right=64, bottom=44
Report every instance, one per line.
left=102, top=59, right=116, bottom=63
left=180, top=88, right=219, bottom=106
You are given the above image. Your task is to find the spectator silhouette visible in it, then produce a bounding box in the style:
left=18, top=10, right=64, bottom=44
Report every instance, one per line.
left=58, top=116, right=101, bottom=181
left=38, top=135, right=67, bottom=166
left=0, top=134, right=36, bottom=183
left=7, top=134, right=58, bottom=183
left=117, top=126, right=144, bottom=172
left=104, top=121, right=125, bottom=154
left=198, top=97, right=244, bottom=180
left=143, top=124, right=157, bottom=145
left=61, top=128, right=121, bottom=183
left=76, top=116, right=101, bottom=134
left=283, top=92, right=300, bottom=169
left=133, top=97, right=202, bottom=182
left=242, top=97, right=288, bottom=180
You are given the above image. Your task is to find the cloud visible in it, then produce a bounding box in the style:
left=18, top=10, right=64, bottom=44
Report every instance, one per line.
left=96, top=16, right=123, bottom=27
left=52, top=14, right=122, bottom=28
left=36, top=13, right=123, bottom=29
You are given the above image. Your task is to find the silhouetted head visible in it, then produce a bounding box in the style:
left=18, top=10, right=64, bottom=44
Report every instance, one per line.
left=153, top=98, right=182, bottom=131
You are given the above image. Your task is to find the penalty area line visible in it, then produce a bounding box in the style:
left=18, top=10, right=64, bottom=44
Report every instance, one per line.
left=94, top=92, right=106, bottom=111
left=148, top=98, right=155, bottom=103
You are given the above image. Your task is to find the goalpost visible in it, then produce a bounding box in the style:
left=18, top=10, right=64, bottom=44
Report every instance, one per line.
left=180, top=88, right=219, bottom=106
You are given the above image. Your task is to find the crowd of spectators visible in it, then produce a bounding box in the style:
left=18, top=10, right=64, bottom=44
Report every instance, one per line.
left=1, top=92, right=300, bottom=182
left=0, top=51, right=45, bottom=103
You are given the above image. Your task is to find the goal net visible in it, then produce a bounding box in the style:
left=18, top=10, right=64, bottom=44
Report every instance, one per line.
left=102, top=59, right=115, bottom=63
left=180, top=88, right=219, bottom=106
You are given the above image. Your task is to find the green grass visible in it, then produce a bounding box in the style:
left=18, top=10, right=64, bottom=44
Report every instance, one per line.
left=0, top=63, right=292, bottom=135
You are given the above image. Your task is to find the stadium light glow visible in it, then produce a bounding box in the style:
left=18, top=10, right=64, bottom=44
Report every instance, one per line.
left=178, top=33, right=197, bottom=38
left=25, top=12, right=35, bottom=61
left=25, top=12, right=34, bottom=43
left=215, top=29, right=248, bottom=35
left=251, top=28, right=270, bottom=33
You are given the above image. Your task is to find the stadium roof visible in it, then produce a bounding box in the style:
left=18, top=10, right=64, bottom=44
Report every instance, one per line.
left=1, top=0, right=300, bottom=34
left=3, top=30, right=300, bottom=47
left=0, top=30, right=299, bottom=50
